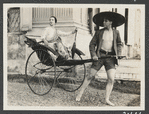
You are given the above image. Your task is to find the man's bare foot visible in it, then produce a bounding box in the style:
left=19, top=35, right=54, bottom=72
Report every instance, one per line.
left=106, top=99, right=115, bottom=106
left=76, top=94, right=82, bottom=101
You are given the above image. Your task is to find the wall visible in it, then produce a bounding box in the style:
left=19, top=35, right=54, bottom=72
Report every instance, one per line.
left=7, top=8, right=26, bottom=74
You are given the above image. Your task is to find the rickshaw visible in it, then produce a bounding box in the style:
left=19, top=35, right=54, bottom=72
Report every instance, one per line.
left=24, top=31, right=91, bottom=96
left=24, top=31, right=125, bottom=96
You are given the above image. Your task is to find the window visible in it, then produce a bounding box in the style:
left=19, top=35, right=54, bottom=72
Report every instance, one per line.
left=7, top=8, right=20, bottom=32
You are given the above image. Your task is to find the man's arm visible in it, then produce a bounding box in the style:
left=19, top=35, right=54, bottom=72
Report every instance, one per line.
left=89, top=31, right=98, bottom=58
left=116, top=30, right=123, bottom=56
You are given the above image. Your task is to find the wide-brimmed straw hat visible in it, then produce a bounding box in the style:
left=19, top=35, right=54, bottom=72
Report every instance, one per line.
left=93, top=11, right=125, bottom=27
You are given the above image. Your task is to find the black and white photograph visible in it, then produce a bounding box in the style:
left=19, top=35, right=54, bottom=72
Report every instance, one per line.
left=3, top=4, right=145, bottom=110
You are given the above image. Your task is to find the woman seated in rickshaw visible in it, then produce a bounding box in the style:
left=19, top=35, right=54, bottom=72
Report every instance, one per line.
left=41, top=16, right=77, bottom=61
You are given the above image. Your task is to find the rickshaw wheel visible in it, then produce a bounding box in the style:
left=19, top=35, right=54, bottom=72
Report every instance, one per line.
left=56, top=53, right=86, bottom=92
left=25, top=49, right=56, bottom=96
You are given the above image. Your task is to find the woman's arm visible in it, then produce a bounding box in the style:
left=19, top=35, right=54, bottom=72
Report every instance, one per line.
left=41, top=28, right=49, bottom=46
left=43, top=38, right=49, bottom=47
left=41, top=28, right=47, bottom=40
left=57, top=28, right=77, bottom=37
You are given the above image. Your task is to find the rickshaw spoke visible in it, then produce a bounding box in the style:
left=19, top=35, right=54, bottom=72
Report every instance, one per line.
left=56, top=71, right=63, bottom=78
left=41, top=77, right=49, bottom=86
left=43, top=56, right=49, bottom=64
left=39, top=77, right=44, bottom=92
left=38, top=50, right=42, bottom=60
left=27, top=73, right=37, bottom=84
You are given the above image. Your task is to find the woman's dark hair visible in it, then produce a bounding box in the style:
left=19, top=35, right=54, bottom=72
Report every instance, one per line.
left=50, top=16, right=57, bottom=23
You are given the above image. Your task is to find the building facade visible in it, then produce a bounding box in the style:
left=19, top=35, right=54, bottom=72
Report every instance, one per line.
left=7, top=6, right=143, bottom=74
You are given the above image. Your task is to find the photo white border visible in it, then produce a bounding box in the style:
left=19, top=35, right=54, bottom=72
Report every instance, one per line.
left=3, top=3, right=145, bottom=111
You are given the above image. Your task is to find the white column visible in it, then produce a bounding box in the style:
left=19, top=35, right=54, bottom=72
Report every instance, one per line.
left=127, top=8, right=137, bottom=58
left=20, top=7, right=32, bottom=31
left=133, top=9, right=141, bottom=57
left=117, top=8, right=126, bottom=56
left=73, top=8, right=81, bottom=23
left=134, top=9, right=141, bottom=46
left=127, top=8, right=135, bottom=45
left=81, top=8, right=88, bottom=26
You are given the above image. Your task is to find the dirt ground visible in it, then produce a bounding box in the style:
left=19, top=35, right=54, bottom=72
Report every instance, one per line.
left=7, top=78, right=140, bottom=107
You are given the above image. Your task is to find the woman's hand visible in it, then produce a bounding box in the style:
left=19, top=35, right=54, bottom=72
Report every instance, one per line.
left=43, top=38, right=49, bottom=47
left=72, top=28, right=77, bottom=34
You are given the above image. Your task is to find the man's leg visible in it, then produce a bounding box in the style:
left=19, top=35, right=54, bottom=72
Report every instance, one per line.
left=105, top=68, right=116, bottom=106
left=76, top=68, right=98, bottom=101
